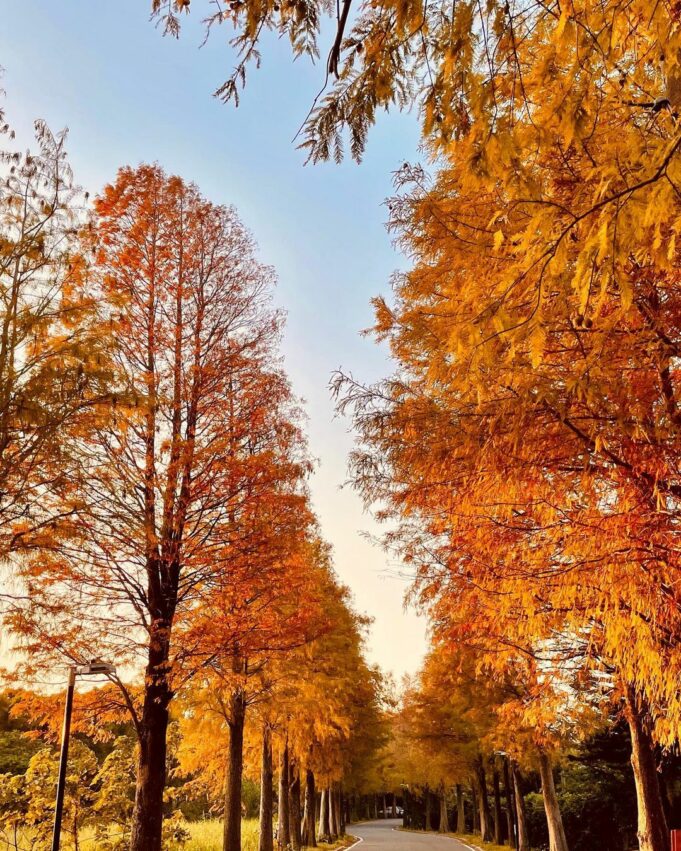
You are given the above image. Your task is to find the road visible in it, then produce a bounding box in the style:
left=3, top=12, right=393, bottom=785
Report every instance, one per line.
left=348, top=819, right=474, bottom=850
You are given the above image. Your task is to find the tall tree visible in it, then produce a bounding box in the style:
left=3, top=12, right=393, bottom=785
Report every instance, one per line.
left=7, top=164, right=303, bottom=851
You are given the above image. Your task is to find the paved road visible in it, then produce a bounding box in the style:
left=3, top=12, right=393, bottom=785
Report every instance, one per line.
left=348, top=820, right=473, bottom=849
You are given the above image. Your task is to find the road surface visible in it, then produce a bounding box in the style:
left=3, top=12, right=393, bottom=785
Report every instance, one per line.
left=348, top=820, right=474, bottom=849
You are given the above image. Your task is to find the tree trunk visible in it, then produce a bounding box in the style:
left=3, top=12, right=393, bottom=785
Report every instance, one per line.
left=503, top=758, right=517, bottom=849
left=258, top=728, right=274, bottom=851
left=537, top=751, right=569, bottom=851
left=512, top=764, right=530, bottom=851
left=73, top=806, right=79, bottom=851
left=129, top=657, right=172, bottom=851
left=278, top=742, right=291, bottom=850
left=438, top=783, right=450, bottom=833
left=302, top=769, right=317, bottom=847
left=475, top=757, right=493, bottom=842
left=373, top=794, right=378, bottom=820
left=403, top=788, right=411, bottom=828
left=471, top=782, right=479, bottom=833
left=424, top=786, right=432, bottom=831
left=456, top=785, right=465, bottom=834
left=625, top=687, right=670, bottom=851
left=329, top=786, right=339, bottom=838
left=289, top=764, right=302, bottom=851
left=318, top=788, right=330, bottom=841
left=493, top=767, right=504, bottom=845
left=339, top=789, right=345, bottom=834
left=223, top=689, right=247, bottom=851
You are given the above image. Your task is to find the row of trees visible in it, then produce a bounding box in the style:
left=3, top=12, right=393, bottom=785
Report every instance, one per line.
left=0, top=582, right=384, bottom=850
left=0, top=103, right=384, bottom=851
left=384, top=640, right=655, bottom=851
left=144, top=12, right=681, bottom=849
left=329, top=1, right=681, bottom=845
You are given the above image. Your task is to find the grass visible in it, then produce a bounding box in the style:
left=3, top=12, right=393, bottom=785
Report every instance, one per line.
left=184, top=819, right=357, bottom=851
left=453, top=833, right=509, bottom=851
left=0, top=820, right=357, bottom=851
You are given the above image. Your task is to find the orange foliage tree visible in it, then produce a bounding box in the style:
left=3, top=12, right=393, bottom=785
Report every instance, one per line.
left=334, top=124, right=681, bottom=848
left=5, top=164, right=312, bottom=851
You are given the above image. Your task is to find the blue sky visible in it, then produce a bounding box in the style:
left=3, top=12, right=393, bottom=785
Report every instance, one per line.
left=1, top=0, right=428, bottom=677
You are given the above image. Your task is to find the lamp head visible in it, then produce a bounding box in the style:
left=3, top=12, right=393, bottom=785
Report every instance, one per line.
left=75, top=658, right=116, bottom=676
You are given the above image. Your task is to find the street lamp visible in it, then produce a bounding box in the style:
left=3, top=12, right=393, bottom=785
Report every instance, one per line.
left=51, top=659, right=116, bottom=851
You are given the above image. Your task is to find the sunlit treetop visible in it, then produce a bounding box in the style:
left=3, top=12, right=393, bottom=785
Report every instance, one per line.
left=152, top=0, right=681, bottom=163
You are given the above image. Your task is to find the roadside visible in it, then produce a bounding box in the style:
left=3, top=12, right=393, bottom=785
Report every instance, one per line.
left=398, top=827, right=508, bottom=851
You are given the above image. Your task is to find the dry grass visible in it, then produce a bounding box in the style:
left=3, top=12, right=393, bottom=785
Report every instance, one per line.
left=0, top=820, right=356, bottom=851
left=184, top=819, right=357, bottom=851
left=453, top=834, right=509, bottom=851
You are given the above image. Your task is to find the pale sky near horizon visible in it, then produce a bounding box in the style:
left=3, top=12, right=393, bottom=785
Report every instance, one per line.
left=0, top=1, right=428, bottom=679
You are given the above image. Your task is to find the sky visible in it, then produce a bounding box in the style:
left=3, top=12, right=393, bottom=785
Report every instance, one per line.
left=0, top=1, right=428, bottom=679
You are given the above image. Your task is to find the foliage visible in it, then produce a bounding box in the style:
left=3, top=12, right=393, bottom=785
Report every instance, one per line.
left=0, top=111, right=113, bottom=565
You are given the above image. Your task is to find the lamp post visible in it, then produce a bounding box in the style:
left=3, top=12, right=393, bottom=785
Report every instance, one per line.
left=51, top=659, right=116, bottom=851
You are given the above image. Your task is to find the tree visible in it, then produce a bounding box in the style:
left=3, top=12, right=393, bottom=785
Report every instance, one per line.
left=175, top=553, right=385, bottom=849
left=331, top=55, right=681, bottom=838
left=148, top=0, right=681, bottom=180
left=0, top=112, right=112, bottom=560
left=6, top=164, right=304, bottom=851
left=177, top=533, right=336, bottom=851
left=0, top=741, right=98, bottom=851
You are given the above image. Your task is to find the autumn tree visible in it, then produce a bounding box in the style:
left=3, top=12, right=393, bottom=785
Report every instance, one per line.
left=334, top=136, right=681, bottom=843
left=175, top=557, right=385, bottom=850
left=0, top=111, right=112, bottom=559
left=178, top=533, right=336, bottom=851
left=4, top=164, right=309, bottom=851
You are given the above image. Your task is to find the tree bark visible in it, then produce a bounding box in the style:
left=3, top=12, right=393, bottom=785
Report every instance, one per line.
left=438, top=783, right=450, bottom=833
left=223, top=689, right=247, bottom=851
left=129, top=634, right=172, bottom=851
left=289, top=764, right=302, bottom=851
left=302, top=769, right=317, bottom=847
left=424, top=786, right=432, bottom=831
left=392, top=792, right=397, bottom=819
left=512, top=764, right=530, bottom=851
left=625, top=687, right=670, bottom=851
left=493, top=767, right=504, bottom=845
left=258, top=727, right=274, bottom=851
left=329, top=786, right=339, bottom=838
left=278, top=742, right=291, bottom=850
left=503, top=758, right=517, bottom=849
left=537, top=751, right=569, bottom=851
left=475, top=757, right=493, bottom=842
left=339, top=789, right=346, bottom=834
left=471, top=782, right=479, bottom=833
left=373, top=794, right=378, bottom=820
left=456, top=784, right=465, bottom=834
left=318, top=788, right=330, bottom=841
